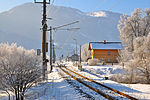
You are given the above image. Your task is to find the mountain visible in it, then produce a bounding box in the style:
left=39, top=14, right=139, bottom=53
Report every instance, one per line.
left=0, top=3, right=122, bottom=57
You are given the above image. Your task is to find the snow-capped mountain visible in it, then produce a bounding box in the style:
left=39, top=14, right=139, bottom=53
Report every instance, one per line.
left=0, top=3, right=122, bottom=57
left=87, top=11, right=107, bottom=17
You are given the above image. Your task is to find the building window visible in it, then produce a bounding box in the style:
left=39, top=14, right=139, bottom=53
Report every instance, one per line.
left=108, top=51, right=110, bottom=55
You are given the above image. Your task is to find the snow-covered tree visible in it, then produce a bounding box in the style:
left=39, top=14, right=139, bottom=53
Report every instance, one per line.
left=133, top=34, right=150, bottom=83
left=118, top=8, right=150, bottom=54
left=117, top=8, right=150, bottom=84
left=81, top=43, right=91, bottom=61
left=0, top=43, right=42, bottom=100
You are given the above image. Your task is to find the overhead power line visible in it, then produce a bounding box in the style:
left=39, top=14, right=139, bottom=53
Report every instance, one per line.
left=47, top=20, right=80, bottom=71
left=52, top=21, right=79, bottom=30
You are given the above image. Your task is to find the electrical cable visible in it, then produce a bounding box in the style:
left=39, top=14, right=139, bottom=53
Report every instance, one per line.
left=107, top=0, right=123, bottom=11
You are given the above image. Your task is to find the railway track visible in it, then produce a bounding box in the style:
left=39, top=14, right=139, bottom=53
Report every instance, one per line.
left=58, top=66, right=138, bottom=100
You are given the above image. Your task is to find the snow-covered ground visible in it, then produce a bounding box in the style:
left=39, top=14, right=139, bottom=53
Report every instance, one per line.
left=37, top=68, right=88, bottom=100
left=65, top=61, right=150, bottom=100
left=0, top=61, right=150, bottom=100
left=0, top=67, right=91, bottom=100
left=81, top=62, right=150, bottom=100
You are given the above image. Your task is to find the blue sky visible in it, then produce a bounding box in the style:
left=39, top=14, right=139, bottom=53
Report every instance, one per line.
left=0, top=0, right=150, bottom=15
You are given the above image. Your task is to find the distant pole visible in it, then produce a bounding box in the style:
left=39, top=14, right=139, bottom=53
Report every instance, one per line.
left=50, top=26, right=53, bottom=72
left=78, top=45, right=82, bottom=71
left=73, top=38, right=77, bottom=55
left=52, top=40, right=56, bottom=63
left=76, top=40, right=77, bottom=55
left=80, top=45, right=81, bottom=64
left=34, top=0, right=50, bottom=80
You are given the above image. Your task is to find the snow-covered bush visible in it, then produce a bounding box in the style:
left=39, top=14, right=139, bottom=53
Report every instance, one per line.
left=117, top=8, right=150, bottom=84
left=0, top=43, right=42, bottom=100
left=110, top=70, right=148, bottom=84
left=81, top=43, right=91, bottom=61
left=110, top=74, right=137, bottom=84
left=88, top=59, right=98, bottom=66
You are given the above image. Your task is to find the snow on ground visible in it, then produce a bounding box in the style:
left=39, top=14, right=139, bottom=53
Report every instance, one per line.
left=37, top=68, right=87, bottom=100
left=0, top=92, right=9, bottom=100
left=122, top=84, right=150, bottom=99
left=81, top=62, right=124, bottom=78
left=77, top=62, right=150, bottom=100
left=0, top=61, right=150, bottom=100
left=0, top=66, right=96, bottom=100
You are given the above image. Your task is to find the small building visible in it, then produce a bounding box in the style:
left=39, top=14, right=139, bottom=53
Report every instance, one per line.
left=88, top=40, right=123, bottom=63
left=66, top=54, right=79, bottom=62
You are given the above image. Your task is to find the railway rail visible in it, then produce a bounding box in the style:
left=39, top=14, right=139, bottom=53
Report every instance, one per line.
left=58, top=65, right=138, bottom=100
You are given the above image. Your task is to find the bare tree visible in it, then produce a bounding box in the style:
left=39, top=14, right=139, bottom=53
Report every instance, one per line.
left=0, top=43, right=42, bottom=100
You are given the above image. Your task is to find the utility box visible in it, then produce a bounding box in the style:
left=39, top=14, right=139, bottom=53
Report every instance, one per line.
left=37, top=49, right=41, bottom=56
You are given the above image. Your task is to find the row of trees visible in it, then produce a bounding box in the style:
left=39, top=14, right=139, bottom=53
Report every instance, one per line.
left=0, top=43, right=42, bottom=100
left=118, top=8, right=150, bottom=83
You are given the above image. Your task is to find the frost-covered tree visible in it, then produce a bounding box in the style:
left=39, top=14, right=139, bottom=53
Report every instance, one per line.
left=118, top=8, right=150, bottom=54
left=132, top=34, right=150, bottom=83
left=0, top=43, right=42, bottom=100
left=81, top=43, right=91, bottom=61
left=117, top=8, right=150, bottom=84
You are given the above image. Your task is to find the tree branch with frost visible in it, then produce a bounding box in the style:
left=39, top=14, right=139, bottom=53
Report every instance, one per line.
left=0, top=43, right=42, bottom=100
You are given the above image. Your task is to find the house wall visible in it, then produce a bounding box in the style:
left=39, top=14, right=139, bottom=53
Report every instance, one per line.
left=91, top=49, right=119, bottom=63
